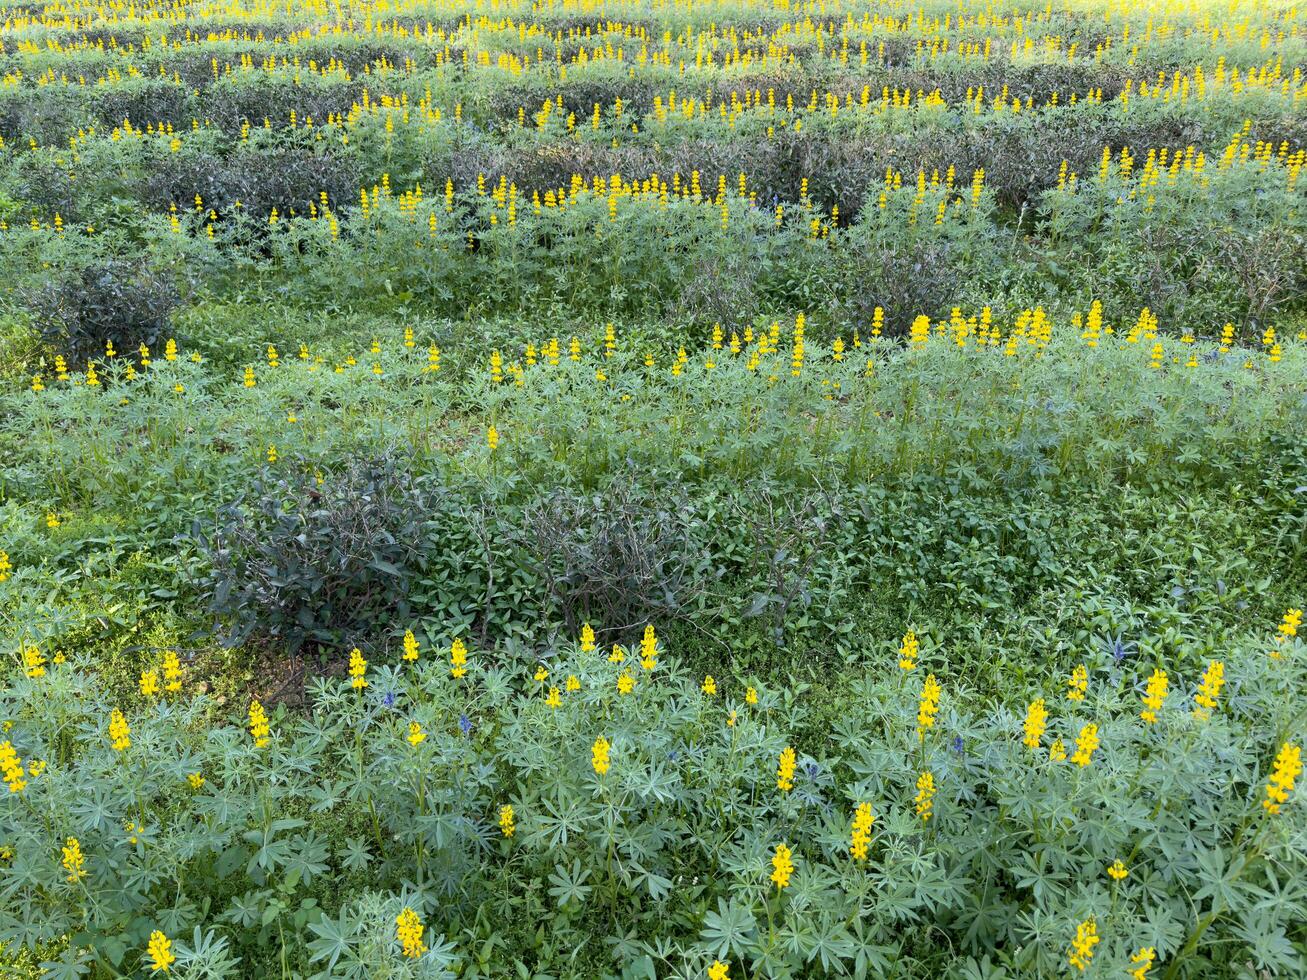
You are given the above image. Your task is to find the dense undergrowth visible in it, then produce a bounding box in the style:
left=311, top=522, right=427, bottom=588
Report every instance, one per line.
left=2, top=0, right=1307, bottom=974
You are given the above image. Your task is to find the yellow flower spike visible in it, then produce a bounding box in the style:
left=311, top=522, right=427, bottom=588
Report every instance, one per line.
left=1193, top=661, right=1225, bottom=720
left=849, top=802, right=875, bottom=861
left=22, top=646, right=45, bottom=679
left=395, top=907, right=427, bottom=958
left=407, top=721, right=426, bottom=746
left=108, top=709, right=131, bottom=752
left=770, top=843, right=794, bottom=890
left=61, top=837, right=86, bottom=881
left=898, top=630, right=918, bottom=671
left=1066, top=664, right=1087, bottom=701
left=745, top=686, right=758, bottom=705
left=1022, top=698, right=1047, bottom=749
left=1068, top=918, right=1099, bottom=971
left=1070, top=723, right=1099, bottom=767
left=617, top=672, right=634, bottom=695
left=162, top=651, right=183, bottom=693
left=545, top=686, right=562, bottom=708
left=591, top=736, right=611, bottom=776
left=776, top=746, right=796, bottom=792
left=701, top=675, right=717, bottom=695
left=607, top=644, right=625, bottom=663
left=639, top=624, right=658, bottom=669
left=916, top=673, right=941, bottom=740
left=139, top=669, right=160, bottom=699
left=1129, top=947, right=1157, bottom=980
left=1140, top=668, right=1168, bottom=724
left=487, top=425, right=500, bottom=451
left=186, top=772, right=205, bottom=790
left=146, top=930, right=175, bottom=973
left=402, top=629, right=420, bottom=662
left=1, top=741, right=27, bottom=793
left=1262, top=743, right=1302, bottom=815
left=347, top=648, right=368, bottom=690
left=248, top=699, right=271, bottom=748
left=914, top=771, right=936, bottom=821
left=450, top=639, right=469, bottom=678
left=1107, top=859, right=1129, bottom=881
left=708, top=961, right=730, bottom=980
left=498, top=804, right=515, bottom=837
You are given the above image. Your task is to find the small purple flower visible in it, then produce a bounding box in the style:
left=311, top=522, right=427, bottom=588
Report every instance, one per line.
left=381, top=691, right=397, bottom=709
left=951, top=736, right=965, bottom=754
left=459, top=714, right=472, bottom=736
left=803, top=761, right=820, bottom=778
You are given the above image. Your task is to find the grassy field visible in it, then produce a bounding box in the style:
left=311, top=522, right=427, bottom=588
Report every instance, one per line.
left=0, top=0, right=1305, bottom=976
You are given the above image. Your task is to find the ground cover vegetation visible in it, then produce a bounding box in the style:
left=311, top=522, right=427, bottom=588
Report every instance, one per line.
left=0, top=0, right=1304, bottom=975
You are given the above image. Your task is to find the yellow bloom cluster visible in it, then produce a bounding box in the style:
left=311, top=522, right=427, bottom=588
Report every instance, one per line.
left=61, top=837, right=86, bottom=882
left=770, top=843, right=794, bottom=890
left=640, top=624, right=658, bottom=669
left=1139, top=668, right=1168, bottom=724
left=1193, top=660, right=1225, bottom=720
left=1068, top=918, right=1099, bottom=971
left=914, top=771, right=936, bottom=821
left=898, top=630, right=918, bottom=671
left=1272, top=608, right=1303, bottom=657
left=1107, top=860, right=1128, bottom=881
left=161, top=650, right=183, bottom=692
left=1129, top=947, right=1157, bottom=979
left=450, top=638, right=468, bottom=678
left=776, top=746, right=796, bottom=793
left=499, top=804, right=515, bottom=837
left=22, top=645, right=45, bottom=679
left=916, top=673, right=941, bottom=741
left=407, top=721, right=426, bottom=746
left=402, top=629, right=420, bottom=662
left=108, top=709, right=131, bottom=752
left=1, top=741, right=26, bottom=793
left=849, top=802, right=875, bottom=862
left=146, top=931, right=175, bottom=973
left=1070, top=723, right=1099, bottom=767
left=348, top=648, right=368, bottom=689
left=1022, top=698, right=1047, bottom=749
left=395, top=907, right=427, bottom=958
left=1066, top=664, right=1087, bottom=701
left=1262, top=743, right=1302, bottom=815
left=248, top=699, right=270, bottom=748
left=591, top=736, right=611, bottom=776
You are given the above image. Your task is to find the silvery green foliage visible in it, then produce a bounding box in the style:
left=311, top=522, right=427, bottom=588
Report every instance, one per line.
left=0, top=628, right=1303, bottom=978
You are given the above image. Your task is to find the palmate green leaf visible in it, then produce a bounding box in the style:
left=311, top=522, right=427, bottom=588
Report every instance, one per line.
left=1235, top=918, right=1302, bottom=975
left=547, top=859, right=592, bottom=909
left=305, top=906, right=362, bottom=973
left=284, top=829, right=331, bottom=887
left=339, top=836, right=374, bottom=871
left=37, top=947, right=91, bottom=980
left=802, top=914, right=857, bottom=972
left=698, top=896, right=758, bottom=959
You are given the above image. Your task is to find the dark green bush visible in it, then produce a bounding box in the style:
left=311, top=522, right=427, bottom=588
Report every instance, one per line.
left=197, top=454, right=443, bottom=654
left=27, top=259, right=178, bottom=367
